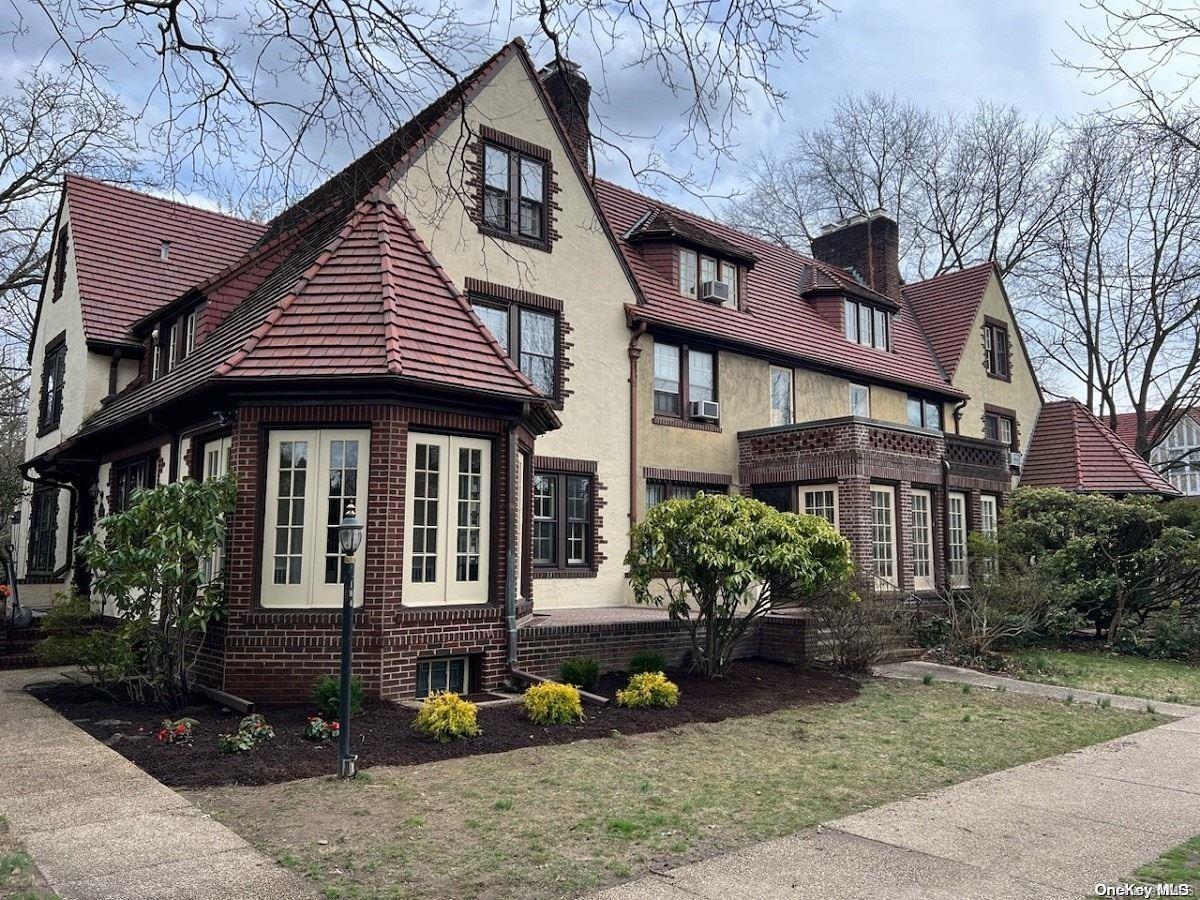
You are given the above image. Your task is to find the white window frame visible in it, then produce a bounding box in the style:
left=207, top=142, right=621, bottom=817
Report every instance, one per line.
left=679, top=248, right=698, bottom=298
left=770, top=366, right=794, bottom=427
left=801, top=485, right=839, bottom=529
left=980, top=494, right=999, bottom=577
left=403, top=432, right=492, bottom=606
left=948, top=491, right=969, bottom=589
left=870, top=485, right=897, bottom=592
left=911, top=488, right=934, bottom=592
left=416, top=656, right=470, bottom=698
left=200, top=435, right=232, bottom=584
left=850, top=384, right=871, bottom=418
left=260, top=428, right=369, bottom=608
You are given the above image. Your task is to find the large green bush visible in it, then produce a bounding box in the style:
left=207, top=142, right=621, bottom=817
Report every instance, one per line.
left=558, top=657, right=600, bottom=691
left=312, top=674, right=364, bottom=718
left=625, top=493, right=852, bottom=677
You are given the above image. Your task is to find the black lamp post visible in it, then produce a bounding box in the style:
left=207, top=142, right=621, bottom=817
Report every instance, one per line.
left=336, top=503, right=363, bottom=779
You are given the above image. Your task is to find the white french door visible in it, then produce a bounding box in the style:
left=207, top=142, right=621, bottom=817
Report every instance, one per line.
left=911, top=489, right=934, bottom=592
left=404, top=433, right=492, bottom=605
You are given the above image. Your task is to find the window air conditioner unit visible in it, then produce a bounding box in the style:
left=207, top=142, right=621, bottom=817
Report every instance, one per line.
left=1009, top=451, right=1024, bottom=469
left=690, top=400, right=720, bottom=421
left=700, top=280, right=732, bottom=304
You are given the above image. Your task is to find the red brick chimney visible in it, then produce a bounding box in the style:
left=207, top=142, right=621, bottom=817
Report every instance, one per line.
left=538, top=58, right=591, bottom=166
left=810, top=211, right=900, bottom=299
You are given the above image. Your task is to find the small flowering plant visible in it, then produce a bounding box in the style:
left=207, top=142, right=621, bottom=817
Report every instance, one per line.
left=154, top=717, right=198, bottom=745
left=0, top=583, right=11, bottom=599
left=217, top=713, right=275, bottom=753
left=303, top=716, right=340, bottom=741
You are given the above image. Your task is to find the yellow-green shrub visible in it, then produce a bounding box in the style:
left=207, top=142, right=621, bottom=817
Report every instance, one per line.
left=412, top=692, right=482, bottom=743
left=523, top=681, right=583, bottom=725
left=616, top=671, right=680, bottom=709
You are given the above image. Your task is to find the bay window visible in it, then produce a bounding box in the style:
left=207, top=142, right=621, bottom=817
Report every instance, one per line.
left=948, top=491, right=968, bottom=588
left=403, top=433, right=491, bottom=605
left=871, top=486, right=897, bottom=591
left=260, top=429, right=369, bottom=607
left=911, top=488, right=934, bottom=591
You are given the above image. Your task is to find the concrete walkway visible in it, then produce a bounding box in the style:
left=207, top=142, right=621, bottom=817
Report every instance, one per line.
left=877, top=659, right=1200, bottom=717
left=598, top=706, right=1200, bottom=898
left=0, top=668, right=314, bottom=900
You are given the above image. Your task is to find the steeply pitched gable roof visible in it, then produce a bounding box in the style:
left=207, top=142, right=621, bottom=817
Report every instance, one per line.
left=63, top=175, right=266, bottom=347
left=1021, top=400, right=1179, bottom=496
left=594, top=179, right=961, bottom=398
left=900, top=262, right=995, bottom=378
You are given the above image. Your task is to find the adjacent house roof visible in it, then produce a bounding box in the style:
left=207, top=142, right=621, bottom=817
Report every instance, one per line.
left=1021, top=400, right=1179, bottom=496
left=1112, top=411, right=1141, bottom=447
left=900, top=262, right=995, bottom=378
left=593, top=179, right=963, bottom=398
left=62, top=175, right=266, bottom=347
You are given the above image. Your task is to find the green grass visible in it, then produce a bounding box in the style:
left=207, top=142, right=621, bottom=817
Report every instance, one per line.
left=1012, top=649, right=1200, bottom=705
left=0, top=817, right=59, bottom=899
left=192, top=679, right=1162, bottom=900
left=1124, top=834, right=1200, bottom=894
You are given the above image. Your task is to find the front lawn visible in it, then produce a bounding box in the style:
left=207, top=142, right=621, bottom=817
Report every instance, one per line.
left=193, top=679, right=1163, bottom=900
left=1011, top=649, right=1200, bottom=706
left=1123, top=834, right=1200, bottom=894
left=0, top=817, right=58, bottom=900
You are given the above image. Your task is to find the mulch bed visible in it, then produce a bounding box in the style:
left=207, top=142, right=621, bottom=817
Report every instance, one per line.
left=26, top=659, right=860, bottom=789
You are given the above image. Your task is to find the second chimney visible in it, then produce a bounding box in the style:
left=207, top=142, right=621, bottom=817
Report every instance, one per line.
left=539, top=58, right=591, bottom=166
left=810, top=211, right=900, bottom=299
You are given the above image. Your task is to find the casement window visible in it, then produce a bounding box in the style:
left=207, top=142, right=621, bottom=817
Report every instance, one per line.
left=911, top=488, right=934, bottom=592
left=906, top=395, right=943, bottom=430
left=677, top=248, right=738, bottom=308
left=531, top=470, right=593, bottom=571
left=200, top=436, right=232, bottom=584
left=261, top=429, right=369, bottom=608
left=646, top=480, right=722, bottom=508
left=38, top=335, right=67, bottom=433
left=482, top=141, right=548, bottom=243
left=1152, top=416, right=1200, bottom=495
left=403, top=433, right=491, bottom=605
left=470, top=300, right=558, bottom=399
left=416, top=657, right=469, bottom=698
left=653, top=341, right=718, bottom=420
left=871, top=486, right=897, bottom=591
left=983, top=412, right=1017, bottom=449
left=801, top=486, right=838, bottom=528
left=27, top=484, right=59, bottom=576
left=979, top=494, right=999, bottom=576
left=770, top=366, right=794, bottom=427
left=983, top=321, right=1010, bottom=379
left=849, top=384, right=871, bottom=418
left=50, top=226, right=69, bottom=303
left=112, top=452, right=158, bottom=512
left=156, top=307, right=201, bottom=378
left=843, top=299, right=890, bottom=350
left=947, top=491, right=969, bottom=588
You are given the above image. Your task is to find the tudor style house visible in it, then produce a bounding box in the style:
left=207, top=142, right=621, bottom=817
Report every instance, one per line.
left=16, top=40, right=1042, bottom=700
left=1112, top=409, right=1200, bottom=496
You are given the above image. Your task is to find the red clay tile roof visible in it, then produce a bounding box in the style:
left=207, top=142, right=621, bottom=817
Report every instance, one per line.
left=900, top=262, right=995, bottom=378
left=1112, top=411, right=1141, bottom=447
left=626, top=208, right=758, bottom=265
left=594, top=180, right=962, bottom=398
left=1021, top=400, right=1179, bottom=495
left=63, top=175, right=266, bottom=346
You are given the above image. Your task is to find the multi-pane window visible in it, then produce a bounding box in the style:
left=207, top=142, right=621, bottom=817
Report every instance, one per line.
left=653, top=341, right=717, bottom=419
left=532, top=471, right=592, bottom=570
left=843, top=299, right=890, bottom=350
left=50, top=226, right=69, bottom=303
left=417, top=657, right=468, bottom=698
left=983, top=322, right=1010, bottom=378
left=979, top=494, right=999, bottom=576
left=261, top=429, right=369, bottom=607
left=871, top=486, right=896, bottom=590
left=470, top=300, right=557, bottom=398
left=646, top=481, right=720, bottom=508
left=911, top=488, right=934, bottom=591
left=404, top=433, right=491, bottom=605
left=802, top=486, right=838, bottom=527
left=984, top=412, right=1016, bottom=449
left=770, top=366, right=793, bottom=427
left=200, top=435, right=231, bottom=585
left=481, top=142, right=548, bottom=243
left=39, top=336, right=66, bottom=433
left=679, top=250, right=698, bottom=298
left=113, top=453, right=157, bottom=512
left=948, top=491, right=968, bottom=588
left=27, top=484, right=59, bottom=575
left=907, top=395, right=942, bottom=430
left=1151, top=415, right=1200, bottom=495
left=153, top=307, right=201, bottom=379
left=676, top=248, right=738, bottom=308
left=849, top=384, right=871, bottom=418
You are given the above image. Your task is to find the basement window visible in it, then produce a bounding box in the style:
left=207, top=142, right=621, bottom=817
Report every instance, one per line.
left=416, top=657, right=469, bottom=698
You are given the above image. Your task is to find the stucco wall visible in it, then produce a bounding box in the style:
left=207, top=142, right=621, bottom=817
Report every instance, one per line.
left=950, top=273, right=1042, bottom=456
left=386, top=54, right=637, bottom=609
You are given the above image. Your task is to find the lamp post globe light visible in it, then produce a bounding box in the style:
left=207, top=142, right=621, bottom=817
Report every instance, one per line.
left=336, top=504, right=363, bottom=779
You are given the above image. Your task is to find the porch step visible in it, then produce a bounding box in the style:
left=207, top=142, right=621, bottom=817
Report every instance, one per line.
left=1, top=621, right=46, bottom=670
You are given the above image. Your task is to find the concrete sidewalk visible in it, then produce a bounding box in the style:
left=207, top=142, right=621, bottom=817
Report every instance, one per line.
left=597, top=712, right=1200, bottom=899
left=877, top=659, right=1200, bottom=717
left=0, top=668, right=314, bottom=900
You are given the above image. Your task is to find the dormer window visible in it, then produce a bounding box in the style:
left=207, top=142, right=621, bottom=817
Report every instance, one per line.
left=150, top=306, right=200, bottom=380
left=678, top=249, right=737, bottom=308
left=843, top=299, right=890, bottom=351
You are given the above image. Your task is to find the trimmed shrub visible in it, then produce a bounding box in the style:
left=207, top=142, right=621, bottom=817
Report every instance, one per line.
left=616, top=671, right=680, bottom=709
left=559, top=657, right=600, bottom=691
left=313, top=674, right=364, bottom=719
left=627, top=650, right=667, bottom=676
left=523, top=681, right=583, bottom=725
left=412, top=692, right=482, bottom=743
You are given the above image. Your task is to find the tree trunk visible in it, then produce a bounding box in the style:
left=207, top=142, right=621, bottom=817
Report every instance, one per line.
left=1107, top=586, right=1127, bottom=646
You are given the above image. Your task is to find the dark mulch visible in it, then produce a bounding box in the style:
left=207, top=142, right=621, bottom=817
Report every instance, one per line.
left=26, top=659, right=860, bottom=789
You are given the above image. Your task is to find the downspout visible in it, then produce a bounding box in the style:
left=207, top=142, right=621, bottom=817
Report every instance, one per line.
left=505, top=419, right=521, bottom=669
left=627, top=321, right=647, bottom=530
left=951, top=398, right=967, bottom=435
